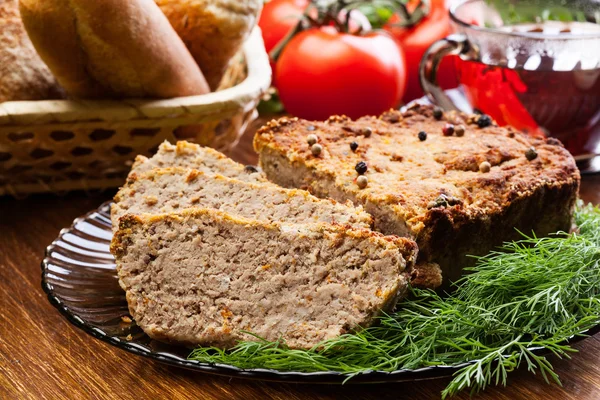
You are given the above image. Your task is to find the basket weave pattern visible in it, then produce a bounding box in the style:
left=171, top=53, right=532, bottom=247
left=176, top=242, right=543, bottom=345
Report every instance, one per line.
left=0, top=28, right=270, bottom=197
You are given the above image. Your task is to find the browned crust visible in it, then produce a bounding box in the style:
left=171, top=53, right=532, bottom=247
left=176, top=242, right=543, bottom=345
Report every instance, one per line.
left=110, top=214, right=141, bottom=260
left=254, top=104, right=580, bottom=284
left=408, top=262, right=443, bottom=290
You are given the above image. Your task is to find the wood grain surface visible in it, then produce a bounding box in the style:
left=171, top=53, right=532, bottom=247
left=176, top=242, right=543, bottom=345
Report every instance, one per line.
left=2, top=121, right=600, bottom=400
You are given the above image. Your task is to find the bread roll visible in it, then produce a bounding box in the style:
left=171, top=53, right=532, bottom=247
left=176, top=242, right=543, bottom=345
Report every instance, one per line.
left=0, top=0, right=64, bottom=102
left=156, top=0, right=262, bottom=90
left=19, top=0, right=210, bottom=99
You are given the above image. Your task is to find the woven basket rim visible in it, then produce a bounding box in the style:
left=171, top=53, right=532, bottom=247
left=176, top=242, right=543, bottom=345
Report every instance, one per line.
left=0, top=27, right=272, bottom=127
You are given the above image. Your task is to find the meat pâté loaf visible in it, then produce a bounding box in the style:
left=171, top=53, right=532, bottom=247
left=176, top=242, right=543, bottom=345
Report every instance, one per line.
left=254, top=104, right=580, bottom=283
left=112, top=166, right=373, bottom=231
left=130, top=140, right=266, bottom=183
left=111, top=208, right=417, bottom=349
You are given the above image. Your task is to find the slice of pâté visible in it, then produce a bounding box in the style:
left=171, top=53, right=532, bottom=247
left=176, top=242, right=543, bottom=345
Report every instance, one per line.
left=112, top=166, right=373, bottom=230
left=254, top=104, right=580, bottom=283
left=111, top=208, right=416, bottom=349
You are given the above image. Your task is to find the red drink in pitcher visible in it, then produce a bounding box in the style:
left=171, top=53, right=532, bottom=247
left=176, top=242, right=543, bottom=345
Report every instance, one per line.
left=457, top=22, right=600, bottom=156
left=420, top=0, right=600, bottom=167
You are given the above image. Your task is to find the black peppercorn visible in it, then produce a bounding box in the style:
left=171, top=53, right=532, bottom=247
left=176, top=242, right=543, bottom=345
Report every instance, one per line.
left=362, top=127, right=372, bottom=137
left=244, top=165, right=259, bottom=173
left=418, top=131, right=427, bottom=141
left=350, top=141, right=359, bottom=151
left=477, top=114, right=492, bottom=128
left=355, top=161, right=368, bottom=175
left=525, top=147, right=538, bottom=161
left=433, top=107, right=443, bottom=120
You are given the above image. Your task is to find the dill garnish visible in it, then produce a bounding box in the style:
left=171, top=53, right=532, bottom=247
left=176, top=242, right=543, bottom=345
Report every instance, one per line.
left=189, top=203, right=600, bottom=398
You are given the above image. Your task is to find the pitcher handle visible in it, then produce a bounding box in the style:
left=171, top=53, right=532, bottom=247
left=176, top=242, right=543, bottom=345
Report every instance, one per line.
left=419, top=33, right=472, bottom=111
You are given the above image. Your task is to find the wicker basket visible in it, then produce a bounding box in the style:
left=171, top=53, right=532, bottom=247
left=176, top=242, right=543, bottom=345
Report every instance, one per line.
left=0, top=28, right=271, bottom=197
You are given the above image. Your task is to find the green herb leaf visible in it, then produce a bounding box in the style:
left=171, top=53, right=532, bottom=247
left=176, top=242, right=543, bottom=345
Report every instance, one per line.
left=257, top=90, right=285, bottom=114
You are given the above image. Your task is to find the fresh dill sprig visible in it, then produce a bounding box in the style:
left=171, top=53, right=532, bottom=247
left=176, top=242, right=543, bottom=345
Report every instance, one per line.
left=189, top=203, right=600, bottom=398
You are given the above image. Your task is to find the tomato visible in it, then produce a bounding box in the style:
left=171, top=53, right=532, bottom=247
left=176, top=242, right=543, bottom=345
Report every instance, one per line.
left=385, top=0, right=457, bottom=102
left=258, top=0, right=309, bottom=85
left=259, top=0, right=309, bottom=54
left=276, top=27, right=406, bottom=120
left=258, top=0, right=372, bottom=86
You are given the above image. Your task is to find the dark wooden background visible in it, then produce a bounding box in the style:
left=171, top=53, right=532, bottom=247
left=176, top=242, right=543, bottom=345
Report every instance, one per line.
left=2, top=122, right=600, bottom=399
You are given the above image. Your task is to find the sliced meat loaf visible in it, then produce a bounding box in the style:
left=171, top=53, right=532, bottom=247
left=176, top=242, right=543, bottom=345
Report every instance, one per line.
left=111, top=208, right=416, bottom=349
left=254, top=104, right=580, bottom=284
left=131, top=140, right=266, bottom=183
left=112, top=167, right=373, bottom=230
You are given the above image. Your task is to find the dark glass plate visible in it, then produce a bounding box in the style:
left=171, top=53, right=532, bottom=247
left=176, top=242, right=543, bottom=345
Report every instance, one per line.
left=41, top=201, right=599, bottom=384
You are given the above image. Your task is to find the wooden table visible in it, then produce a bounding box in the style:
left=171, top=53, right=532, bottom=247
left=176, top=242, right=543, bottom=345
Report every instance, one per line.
left=2, top=123, right=600, bottom=400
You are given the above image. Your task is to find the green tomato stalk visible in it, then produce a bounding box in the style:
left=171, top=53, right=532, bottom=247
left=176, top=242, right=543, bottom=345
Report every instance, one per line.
left=269, top=0, right=431, bottom=61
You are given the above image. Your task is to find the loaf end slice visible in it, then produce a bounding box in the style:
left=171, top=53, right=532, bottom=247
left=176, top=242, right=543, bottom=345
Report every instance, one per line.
left=111, top=209, right=415, bottom=349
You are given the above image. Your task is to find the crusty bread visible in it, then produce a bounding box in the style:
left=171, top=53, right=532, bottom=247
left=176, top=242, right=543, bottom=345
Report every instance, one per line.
left=19, top=0, right=210, bottom=99
left=0, top=0, right=64, bottom=102
left=254, top=104, right=580, bottom=284
left=156, top=0, right=262, bottom=90
left=111, top=208, right=415, bottom=349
